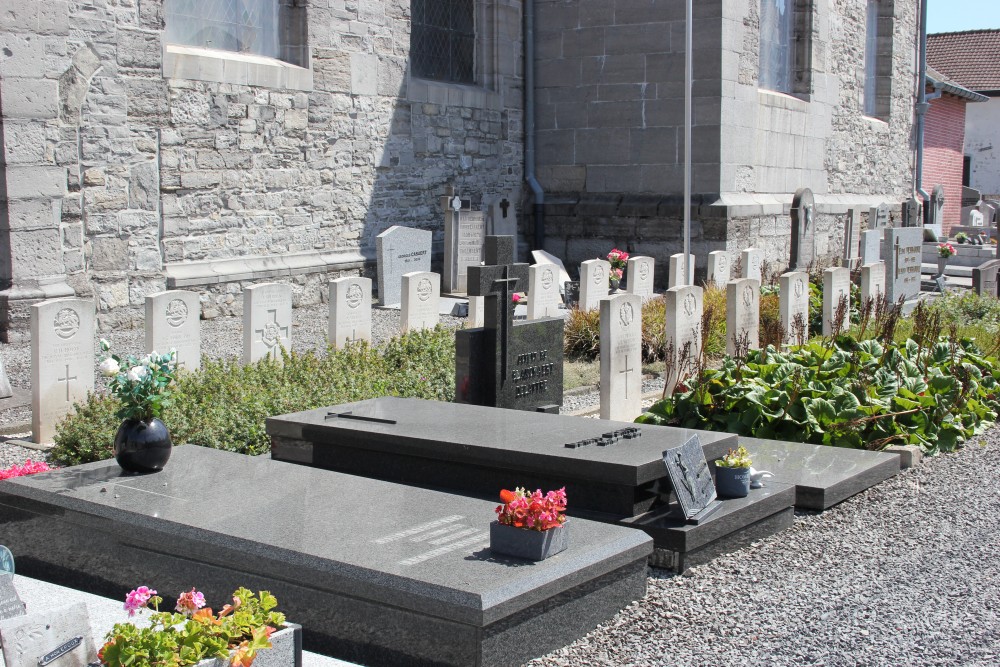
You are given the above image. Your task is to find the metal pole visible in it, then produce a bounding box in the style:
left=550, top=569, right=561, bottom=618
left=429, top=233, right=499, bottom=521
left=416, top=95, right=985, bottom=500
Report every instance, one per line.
left=683, top=0, right=692, bottom=284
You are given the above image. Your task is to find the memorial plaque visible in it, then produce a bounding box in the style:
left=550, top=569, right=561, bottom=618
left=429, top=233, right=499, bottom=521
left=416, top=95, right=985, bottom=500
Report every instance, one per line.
left=790, top=188, right=816, bottom=271
left=860, top=229, right=882, bottom=265
left=741, top=248, right=762, bottom=282
left=0, top=577, right=25, bottom=621
left=870, top=203, right=890, bottom=229
left=401, top=271, right=440, bottom=333
left=822, top=267, right=851, bottom=336
left=661, top=435, right=720, bottom=524
left=626, top=256, right=655, bottom=300
left=860, top=262, right=886, bottom=304
left=885, top=227, right=924, bottom=303
left=600, top=293, right=643, bottom=421
left=145, top=290, right=201, bottom=371
left=707, top=251, right=730, bottom=288
left=726, top=278, right=760, bottom=356
left=579, top=259, right=610, bottom=312
left=243, top=283, right=292, bottom=364
left=0, top=602, right=97, bottom=667
left=664, top=285, right=702, bottom=396
left=972, top=259, right=1000, bottom=297
left=667, top=253, right=694, bottom=288
left=527, top=264, right=561, bottom=320
left=444, top=208, right=486, bottom=294
left=376, top=226, right=432, bottom=306
left=329, top=277, right=373, bottom=348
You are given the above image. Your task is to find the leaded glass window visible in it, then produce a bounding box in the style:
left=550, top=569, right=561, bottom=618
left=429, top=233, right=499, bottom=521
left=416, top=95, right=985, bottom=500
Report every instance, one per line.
left=759, top=0, right=795, bottom=94
left=411, top=0, right=476, bottom=85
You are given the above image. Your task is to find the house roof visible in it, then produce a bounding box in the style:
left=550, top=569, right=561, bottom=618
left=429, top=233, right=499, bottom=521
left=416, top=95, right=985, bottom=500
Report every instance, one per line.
left=926, top=65, right=989, bottom=102
left=927, top=29, right=1000, bottom=93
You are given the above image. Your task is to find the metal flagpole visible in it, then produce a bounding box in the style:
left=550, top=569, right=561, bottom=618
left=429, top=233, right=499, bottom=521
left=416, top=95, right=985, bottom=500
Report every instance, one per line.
left=683, top=0, right=692, bottom=284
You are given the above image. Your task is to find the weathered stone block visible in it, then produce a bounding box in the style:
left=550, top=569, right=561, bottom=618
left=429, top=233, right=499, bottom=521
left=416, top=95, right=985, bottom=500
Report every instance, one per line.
left=5, top=165, right=65, bottom=199
left=0, top=78, right=59, bottom=119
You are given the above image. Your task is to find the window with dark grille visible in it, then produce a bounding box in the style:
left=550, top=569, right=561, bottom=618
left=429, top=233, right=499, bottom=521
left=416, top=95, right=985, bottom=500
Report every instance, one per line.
left=411, top=0, right=476, bottom=85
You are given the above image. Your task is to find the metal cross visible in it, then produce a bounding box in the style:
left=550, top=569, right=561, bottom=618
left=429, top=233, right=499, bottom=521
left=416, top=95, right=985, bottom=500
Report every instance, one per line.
left=58, top=365, right=77, bottom=402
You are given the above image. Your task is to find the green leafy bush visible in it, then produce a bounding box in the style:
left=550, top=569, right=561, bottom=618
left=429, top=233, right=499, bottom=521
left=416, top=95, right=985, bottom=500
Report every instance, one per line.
left=637, top=335, right=1000, bottom=455
left=51, top=327, right=456, bottom=465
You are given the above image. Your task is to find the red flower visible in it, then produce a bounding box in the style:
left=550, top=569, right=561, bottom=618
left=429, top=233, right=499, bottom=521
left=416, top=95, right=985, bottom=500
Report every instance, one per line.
left=499, top=489, right=517, bottom=504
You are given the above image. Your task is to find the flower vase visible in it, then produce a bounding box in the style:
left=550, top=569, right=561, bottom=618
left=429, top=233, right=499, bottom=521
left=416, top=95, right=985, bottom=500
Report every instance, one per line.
left=609, top=278, right=621, bottom=292
left=489, top=521, right=568, bottom=561
left=114, top=418, right=172, bottom=473
left=715, top=467, right=750, bottom=498
left=937, top=256, right=948, bottom=278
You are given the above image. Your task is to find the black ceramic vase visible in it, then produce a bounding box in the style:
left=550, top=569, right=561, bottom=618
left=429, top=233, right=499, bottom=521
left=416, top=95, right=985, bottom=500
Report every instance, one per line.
left=114, top=418, right=172, bottom=473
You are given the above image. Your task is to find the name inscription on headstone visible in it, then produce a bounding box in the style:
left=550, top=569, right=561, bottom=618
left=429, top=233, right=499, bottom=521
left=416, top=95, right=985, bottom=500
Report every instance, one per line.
left=511, top=349, right=556, bottom=398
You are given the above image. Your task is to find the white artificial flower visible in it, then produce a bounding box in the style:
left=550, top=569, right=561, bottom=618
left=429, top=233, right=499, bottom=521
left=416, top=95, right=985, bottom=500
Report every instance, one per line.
left=99, top=358, right=120, bottom=377
left=126, top=365, right=149, bottom=383
left=99, top=339, right=111, bottom=352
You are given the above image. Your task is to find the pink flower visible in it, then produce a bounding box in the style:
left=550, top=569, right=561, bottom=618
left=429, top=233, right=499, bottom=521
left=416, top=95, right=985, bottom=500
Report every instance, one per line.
left=0, top=460, right=51, bottom=481
left=175, top=588, right=206, bottom=615
left=123, top=586, right=156, bottom=616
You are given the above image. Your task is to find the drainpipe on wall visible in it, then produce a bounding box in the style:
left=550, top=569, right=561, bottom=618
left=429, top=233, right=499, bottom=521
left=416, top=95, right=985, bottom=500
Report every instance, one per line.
left=914, top=0, right=930, bottom=222
left=524, top=0, right=546, bottom=251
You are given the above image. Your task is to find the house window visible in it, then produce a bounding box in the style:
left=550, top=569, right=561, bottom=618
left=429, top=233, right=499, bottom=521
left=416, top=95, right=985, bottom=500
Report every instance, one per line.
left=411, top=0, right=476, bottom=85
left=759, top=0, right=812, bottom=96
left=164, top=0, right=307, bottom=67
left=863, top=0, right=893, bottom=120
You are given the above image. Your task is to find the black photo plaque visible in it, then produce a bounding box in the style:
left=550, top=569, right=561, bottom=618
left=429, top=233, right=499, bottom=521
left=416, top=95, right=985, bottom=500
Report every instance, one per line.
left=662, top=435, right=721, bottom=524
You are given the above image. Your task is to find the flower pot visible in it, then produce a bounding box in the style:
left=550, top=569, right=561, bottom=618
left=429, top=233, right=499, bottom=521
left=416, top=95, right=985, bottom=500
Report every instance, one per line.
left=489, top=521, right=568, bottom=561
left=195, top=624, right=301, bottom=667
left=936, top=256, right=948, bottom=277
left=114, top=418, right=172, bottom=473
left=715, top=466, right=750, bottom=498
left=609, top=278, right=621, bottom=292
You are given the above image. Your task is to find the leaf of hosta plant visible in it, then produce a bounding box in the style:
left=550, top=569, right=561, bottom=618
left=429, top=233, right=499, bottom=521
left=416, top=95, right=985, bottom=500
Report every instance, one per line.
left=804, top=397, right=838, bottom=430
left=931, top=342, right=952, bottom=364
left=857, top=339, right=884, bottom=358
left=872, top=368, right=900, bottom=398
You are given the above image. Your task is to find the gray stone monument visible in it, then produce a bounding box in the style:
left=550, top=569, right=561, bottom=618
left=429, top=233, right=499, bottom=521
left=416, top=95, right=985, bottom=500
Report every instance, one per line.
left=969, top=209, right=985, bottom=228
left=870, top=203, right=890, bottom=229
left=626, top=256, right=655, bottom=300
left=861, top=262, right=886, bottom=305
left=668, top=253, right=695, bottom=288
left=790, top=188, right=816, bottom=271
left=884, top=227, right=924, bottom=303
left=664, top=285, right=703, bottom=396
left=726, top=278, right=760, bottom=357
left=488, top=194, right=518, bottom=237
left=600, top=293, right=643, bottom=421
left=707, top=251, right=730, bottom=287
left=531, top=250, right=572, bottom=295
left=145, top=290, right=201, bottom=371
left=822, top=267, right=851, bottom=336
left=779, top=271, right=809, bottom=345
left=329, top=276, right=373, bottom=349
left=930, top=184, right=946, bottom=230
left=902, top=197, right=922, bottom=227
left=528, top=264, right=561, bottom=320
left=444, top=198, right=486, bottom=294
left=376, top=225, right=432, bottom=307
left=842, top=208, right=861, bottom=269
left=0, top=354, right=12, bottom=399
left=972, top=259, right=1000, bottom=297
left=243, top=283, right=292, bottom=364
left=741, top=247, right=763, bottom=282
left=860, top=229, right=882, bottom=265
left=401, top=271, right=441, bottom=333
left=31, top=298, right=95, bottom=444
left=579, top=259, right=610, bottom=312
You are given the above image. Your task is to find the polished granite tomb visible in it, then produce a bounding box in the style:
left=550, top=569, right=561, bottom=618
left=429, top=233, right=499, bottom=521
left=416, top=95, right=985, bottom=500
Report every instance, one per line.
left=0, top=446, right=652, bottom=667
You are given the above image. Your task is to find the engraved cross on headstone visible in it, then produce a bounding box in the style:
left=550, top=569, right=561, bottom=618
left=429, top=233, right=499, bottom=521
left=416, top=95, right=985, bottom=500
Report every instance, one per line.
left=255, top=309, right=289, bottom=357
left=619, top=358, right=635, bottom=399
left=499, top=198, right=510, bottom=218
left=894, top=237, right=903, bottom=279
left=344, top=329, right=361, bottom=347
left=58, top=365, right=77, bottom=402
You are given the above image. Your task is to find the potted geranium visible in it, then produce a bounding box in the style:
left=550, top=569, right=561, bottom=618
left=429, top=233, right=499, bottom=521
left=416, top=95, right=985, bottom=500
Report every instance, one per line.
left=491, top=487, right=568, bottom=561
left=715, top=446, right=752, bottom=498
left=955, top=232, right=969, bottom=245
left=100, top=586, right=299, bottom=667
left=607, top=248, right=629, bottom=291
left=937, top=242, right=956, bottom=278
left=99, top=341, right=177, bottom=473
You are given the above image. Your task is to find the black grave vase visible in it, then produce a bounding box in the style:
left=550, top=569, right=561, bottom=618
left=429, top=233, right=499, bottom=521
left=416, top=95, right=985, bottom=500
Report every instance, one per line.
left=114, top=418, right=172, bottom=473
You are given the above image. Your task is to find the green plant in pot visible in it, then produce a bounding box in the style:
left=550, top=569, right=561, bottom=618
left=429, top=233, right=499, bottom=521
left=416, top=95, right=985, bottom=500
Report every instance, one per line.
left=99, top=340, right=177, bottom=473
left=955, top=232, right=969, bottom=244
left=715, top=446, right=752, bottom=498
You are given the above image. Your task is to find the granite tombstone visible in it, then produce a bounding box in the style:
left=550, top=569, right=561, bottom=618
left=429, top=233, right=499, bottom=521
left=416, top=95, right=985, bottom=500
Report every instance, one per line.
left=972, top=259, right=1000, bottom=297
left=329, top=277, right=372, bottom=348
left=902, top=197, right=922, bottom=227
left=444, top=199, right=486, bottom=294
left=870, top=203, right=890, bottom=229
left=778, top=272, right=810, bottom=344
left=375, top=226, right=432, bottom=306
left=885, top=227, right=924, bottom=303
left=579, top=259, right=610, bottom=311
left=488, top=194, right=517, bottom=237
left=860, top=229, right=882, bottom=265
left=600, top=293, right=643, bottom=421
left=243, top=283, right=291, bottom=363
left=626, top=256, right=655, bottom=300
left=528, top=264, right=562, bottom=320
left=726, top=278, right=760, bottom=356
left=400, top=271, right=440, bottom=333
left=822, top=267, right=851, bottom=336
left=707, top=251, right=730, bottom=287
left=145, top=290, right=201, bottom=371
left=790, top=188, right=816, bottom=271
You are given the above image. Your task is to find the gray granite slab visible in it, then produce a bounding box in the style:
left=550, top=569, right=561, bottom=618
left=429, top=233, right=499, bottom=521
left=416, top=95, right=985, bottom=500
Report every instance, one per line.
left=0, top=447, right=651, bottom=667
left=739, top=438, right=901, bottom=510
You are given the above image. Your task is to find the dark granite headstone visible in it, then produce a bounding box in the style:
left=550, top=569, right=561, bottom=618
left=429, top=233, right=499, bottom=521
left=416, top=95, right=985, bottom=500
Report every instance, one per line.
left=972, top=259, right=1000, bottom=297
left=0, top=577, right=25, bottom=620
left=564, top=281, right=580, bottom=308
left=902, top=197, right=922, bottom=227
left=661, top=435, right=721, bottom=523
left=456, top=236, right=564, bottom=411
left=790, top=187, right=816, bottom=271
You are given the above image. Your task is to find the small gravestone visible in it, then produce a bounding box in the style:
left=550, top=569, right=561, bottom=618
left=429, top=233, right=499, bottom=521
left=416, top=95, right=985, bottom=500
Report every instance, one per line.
left=444, top=196, right=486, bottom=294
left=528, top=264, right=561, bottom=320
left=885, top=227, right=924, bottom=303
left=726, top=278, right=760, bottom=356
left=531, top=250, right=573, bottom=295
left=860, top=229, right=882, bottom=265
left=861, top=262, right=886, bottom=304
left=376, top=226, right=432, bottom=306
left=790, top=188, right=816, bottom=271
left=779, top=271, right=810, bottom=344
left=564, top=281, right=580, bottom=309
left=930, top=184, right=946, bottom=229
left=468, top=296, right=485, bottom=327
left=664, top=285, right=702, bottom=396
left=329, top=277, right=372, bottom=348
left=661, top=435, right=720, bottom=524
left=0, top=353, right=12, bottom=399
left=626, top=256, right=655, bottom=300
left=822, top=267, right=851, bottom=336
left=600, top=293, right=643, bottom=421
left=401, top=271, right=440, bottom=333
left=972, top=259, right=1000, bottom=297
left=902, top=197, right=922, bottom=227
left=488, top=194, right=517, bottom=237
left=741, top=247, right=763, bottom=282
left=707, top=251, right=730, bottom=287
left=969, top=209, right=985, bottom=227
left=31, top=298, right=95, bottom=444
left=870, top=203, right=890, bottom=229
left=668, top=253, right=695, bottom=288
left=145, top=290, right=201, bottom=371
left=243, top=283, right=292, bottom=363
left=579, top=259, right=610, bottom=311
left=456, top=236, right=564, bottom=412
left=842, top=208, right=861, bottom=269
left=0, top=602, right=98, bottom=667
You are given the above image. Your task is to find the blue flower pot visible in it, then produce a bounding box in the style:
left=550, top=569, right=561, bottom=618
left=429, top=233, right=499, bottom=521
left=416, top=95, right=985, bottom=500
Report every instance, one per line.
left=715, top=466, right=750, bottom=498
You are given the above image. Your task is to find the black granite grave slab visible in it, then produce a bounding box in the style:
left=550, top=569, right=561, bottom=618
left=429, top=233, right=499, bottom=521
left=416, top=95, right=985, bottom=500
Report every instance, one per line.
left=739, top=438, right=901, bottom=510
left=269, top=397, right=737, bottom=521
left=0, top=446, right=652, bottom=667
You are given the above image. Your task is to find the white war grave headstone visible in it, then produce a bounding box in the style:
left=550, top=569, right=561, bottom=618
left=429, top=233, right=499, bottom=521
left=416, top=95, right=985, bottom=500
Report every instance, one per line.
left=860, top=229, right=882, bottom=265
left=707, top=251, right=730, bottom=288
left=376, top=226, right=432, bottom=307
left=741, top=247, right=763, bottom=282
left=329, top=277, right=372, bottom=348
left=579, top=259, right=610, bottom=311
left=600, top=293, right=643, bottom=421
left=531, top=249, right=572, bottom=295
left=443, top=195, right=486, bottom=294
left=528, top=264, right=561, bottom=320
left=779, top=271, right=809, bottom=345
left=401, top=271, right=441, bottom=333
left=861, top=262, right=886, bottom=305
left=145, top=290, right=201, bottom=371
left=822, top=267, right=851, bottom=336
left=726, top=278, right=760, bottom=357
left=243, top=283, right=292, bottom=364
left=668, top=253, right=695, bottom=288
left=664, top=285, right=703, bottom=396
left=31, top=298, right=95, bottom=444
left=626, top=256, right=655, bottom=300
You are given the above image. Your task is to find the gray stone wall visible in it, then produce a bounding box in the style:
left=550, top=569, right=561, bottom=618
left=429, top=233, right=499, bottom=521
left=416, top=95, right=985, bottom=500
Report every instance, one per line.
left=0, top=0, right=523, bottom=337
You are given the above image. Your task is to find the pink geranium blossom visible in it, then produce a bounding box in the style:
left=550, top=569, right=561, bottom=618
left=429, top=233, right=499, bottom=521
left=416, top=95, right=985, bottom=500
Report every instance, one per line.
left=175, top=588, right=207, bottom=615
left=124, top=586, right=157, bottom=616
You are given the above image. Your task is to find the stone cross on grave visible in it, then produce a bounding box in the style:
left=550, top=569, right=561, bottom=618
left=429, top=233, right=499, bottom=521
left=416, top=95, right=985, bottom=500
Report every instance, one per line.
left=467, top=236, right=529, bottom=393
left=499, top=198, right=510, bottom=218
